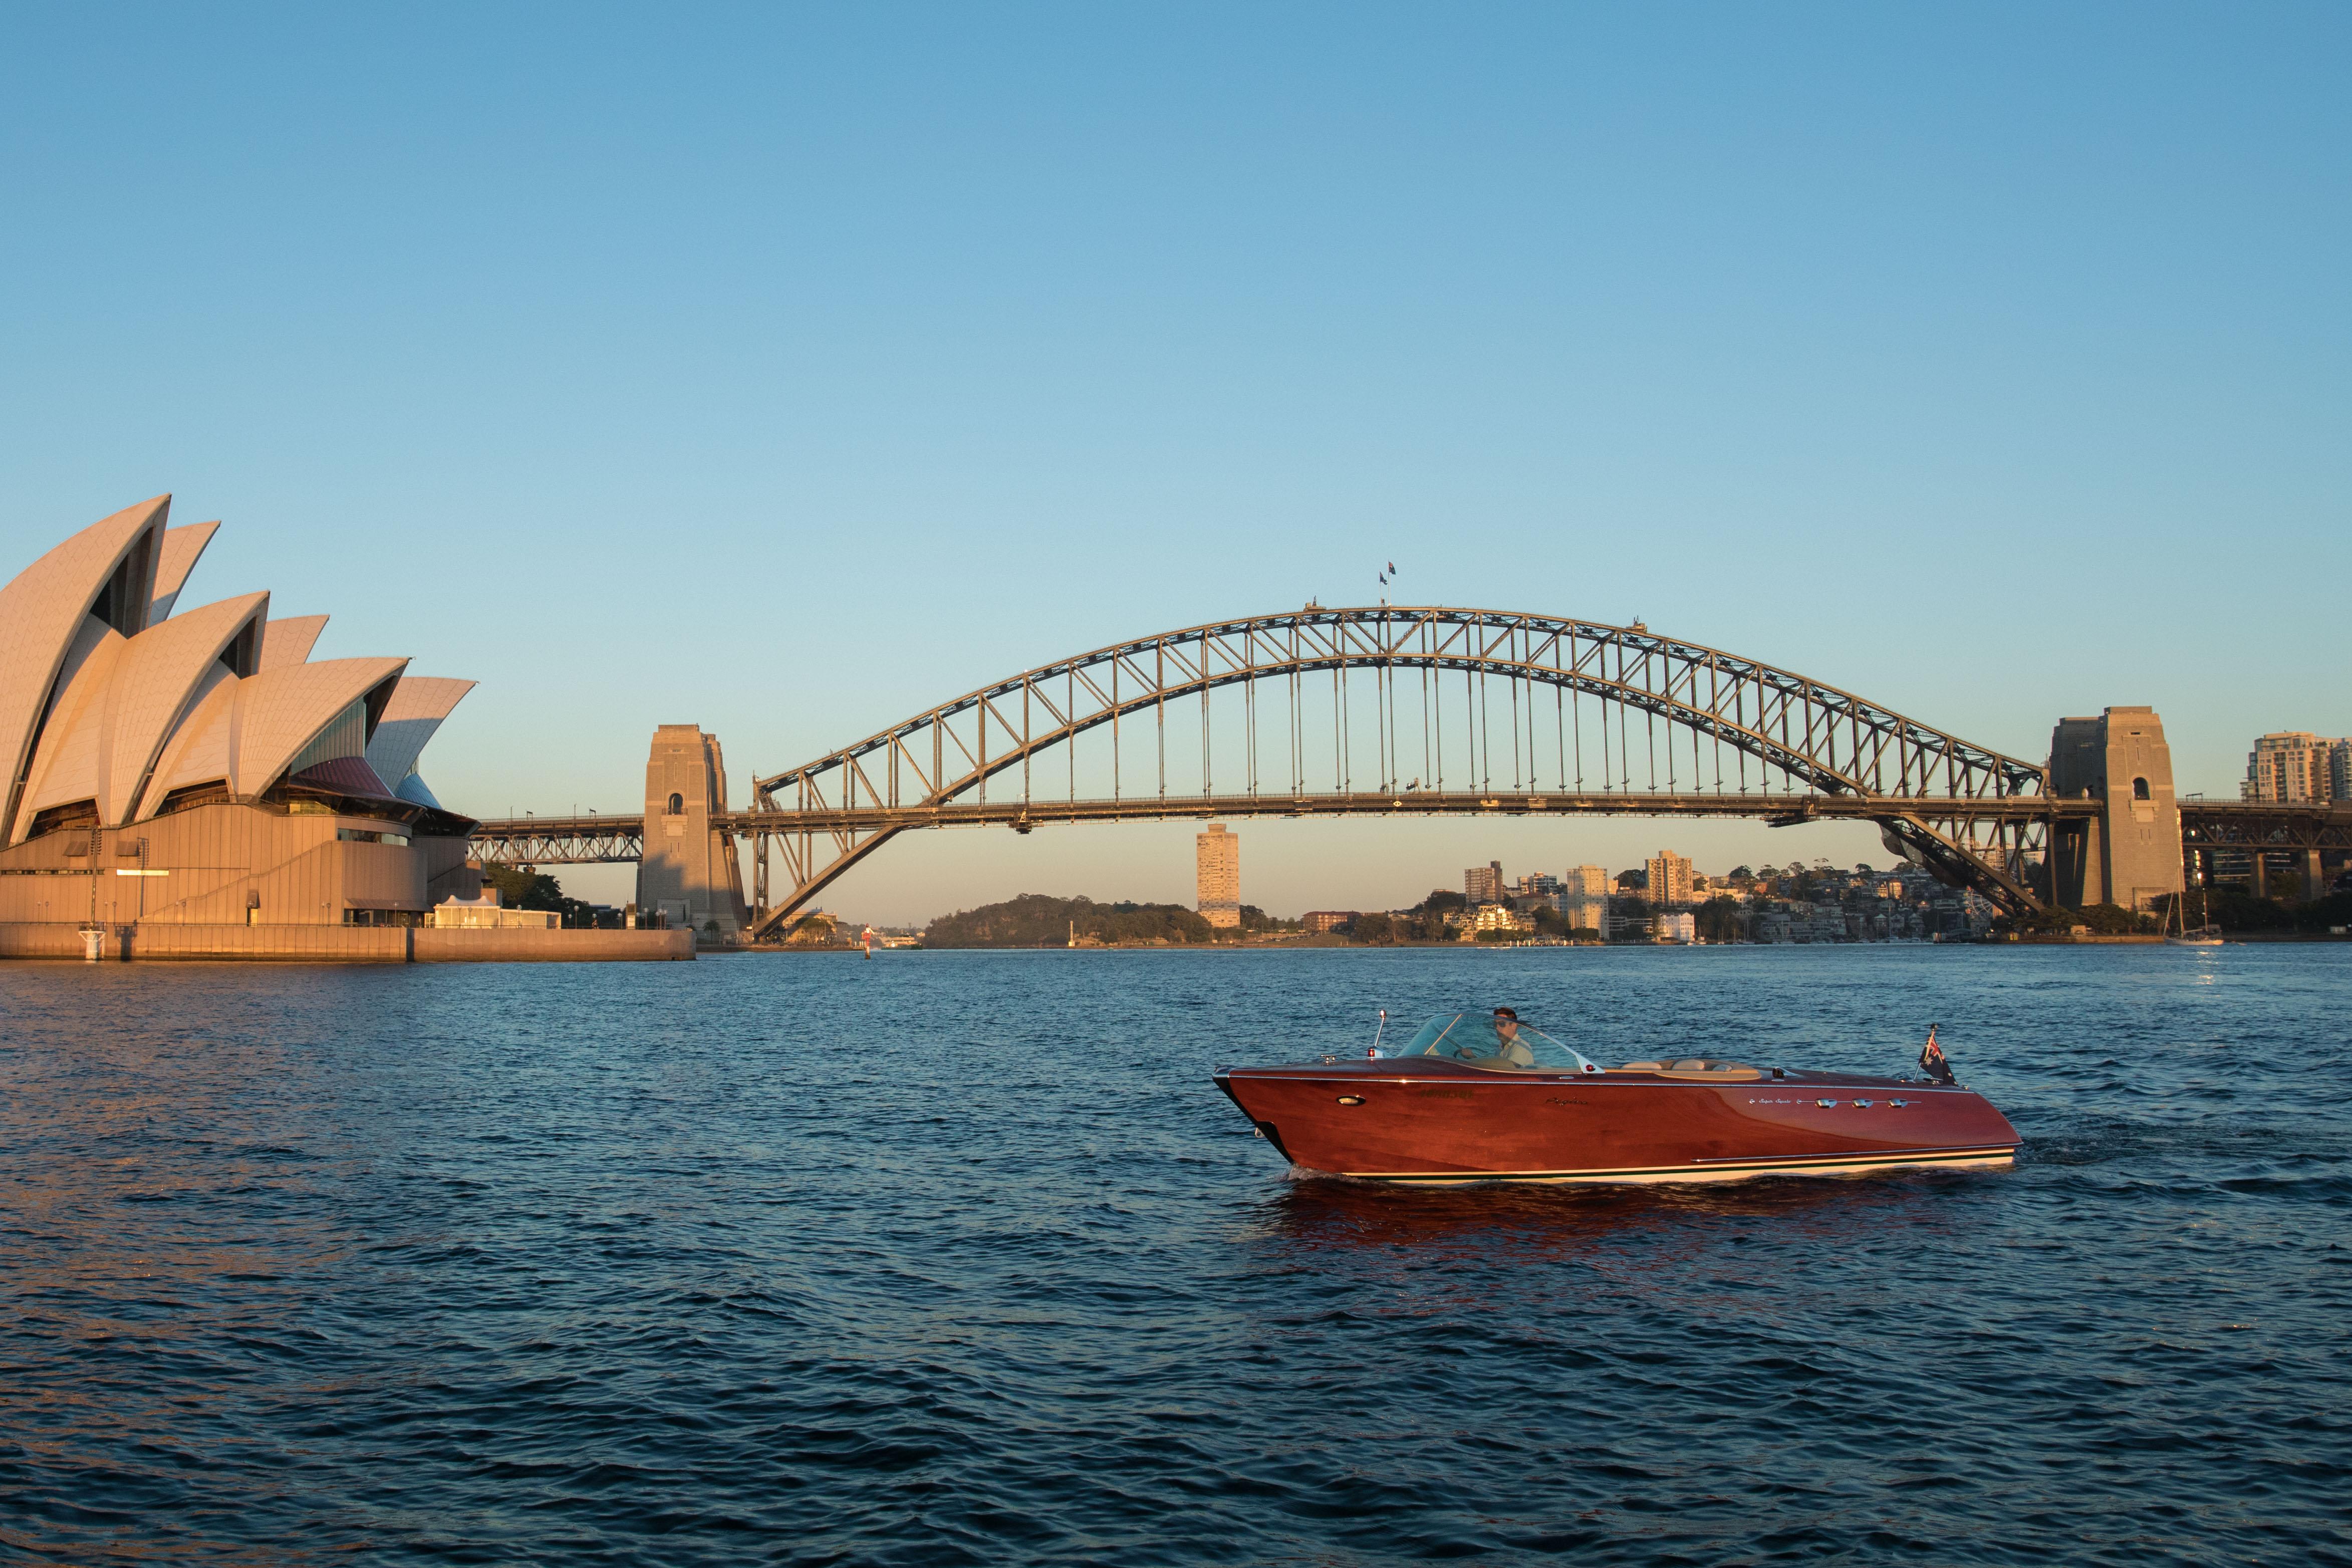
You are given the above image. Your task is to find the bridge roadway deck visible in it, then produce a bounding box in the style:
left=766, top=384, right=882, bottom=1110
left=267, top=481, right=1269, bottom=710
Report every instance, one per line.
left=466, top=791, right=2147, bottom=864
left=466, top=796, right=2352, bottom=865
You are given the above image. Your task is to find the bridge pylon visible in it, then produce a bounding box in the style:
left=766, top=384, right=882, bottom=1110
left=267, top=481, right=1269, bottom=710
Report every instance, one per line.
left=637, top=725, right=749, bottom=937
left=2046, top=707, right=2185, bottom=913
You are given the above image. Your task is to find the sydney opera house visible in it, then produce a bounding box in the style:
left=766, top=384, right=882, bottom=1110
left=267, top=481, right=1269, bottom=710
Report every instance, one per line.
left=0, top=496, right=484, bottom=955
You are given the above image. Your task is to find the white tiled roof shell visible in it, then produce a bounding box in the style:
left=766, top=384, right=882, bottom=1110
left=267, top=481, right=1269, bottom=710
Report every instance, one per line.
left=0, top=496, right=169, bottom=820
left=258, top=615, right=328, bottom=670
left=230, top=656, right=409, bottom=798
left=90, top=593, right=270, bottom=827
left=139, top=669, right=237, bottom=813
left=12, top=594, right=271, bottom=840
left=365, top=677, right=476, bottom=790
left=147, top=521, right=220, bottom=623
left=137, top=656, right=408, bottom=816
left=9, top=618, right=127, bottom=842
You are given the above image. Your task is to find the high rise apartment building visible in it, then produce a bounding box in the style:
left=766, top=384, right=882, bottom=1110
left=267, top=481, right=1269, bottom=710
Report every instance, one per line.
left=1196, top=823, right=1240, bottom=928
left=1464, top=861, right=1504, bottom=904
left=1646, top=850, right=1694, bottom=907
left=1563, top=865, right=1609, bottom=899
left=1556, top=865, right=1609, bottom=936
left=2242, top=732, right=2347, bottom=803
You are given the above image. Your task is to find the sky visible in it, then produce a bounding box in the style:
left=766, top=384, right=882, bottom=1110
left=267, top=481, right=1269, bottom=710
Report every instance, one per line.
left=3, top=4, right=2345, bottom=922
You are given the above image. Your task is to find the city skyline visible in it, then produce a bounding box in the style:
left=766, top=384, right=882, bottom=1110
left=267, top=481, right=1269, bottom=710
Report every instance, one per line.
left=5, top=7, right=2346, bottom=924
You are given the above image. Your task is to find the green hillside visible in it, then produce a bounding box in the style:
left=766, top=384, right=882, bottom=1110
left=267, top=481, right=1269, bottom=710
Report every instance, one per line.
left=923, top=893, right=1215, bottom=948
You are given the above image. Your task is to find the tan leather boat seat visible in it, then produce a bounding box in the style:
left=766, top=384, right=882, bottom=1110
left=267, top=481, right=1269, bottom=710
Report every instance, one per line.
left=1654, top=1059, right=1764, bottom=1082
left=1618, top=1060, right=1665, bottom=1072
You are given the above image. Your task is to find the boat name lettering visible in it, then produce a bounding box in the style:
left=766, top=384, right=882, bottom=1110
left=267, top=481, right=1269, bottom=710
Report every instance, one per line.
left=1543, top=1097, right=1588, bottom=1107
left=1414, top=1088, right=1475, bottom=1101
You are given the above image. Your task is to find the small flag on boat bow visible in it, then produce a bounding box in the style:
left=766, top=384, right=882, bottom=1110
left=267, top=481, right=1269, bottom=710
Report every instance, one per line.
left=1919, top=1024, right=1956, bottom=1085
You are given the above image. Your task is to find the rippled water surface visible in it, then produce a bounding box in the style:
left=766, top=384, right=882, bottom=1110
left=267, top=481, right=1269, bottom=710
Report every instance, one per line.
left=2, top=945, right=2348, bottom=1564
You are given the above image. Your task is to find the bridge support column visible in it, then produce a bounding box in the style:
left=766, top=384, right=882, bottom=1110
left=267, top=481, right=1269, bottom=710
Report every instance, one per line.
left=2304, top=848, right=2324, bottom=902
left=637, top=725, right=749, bottom=938
left=2047, top=707, right=2184, bottom=912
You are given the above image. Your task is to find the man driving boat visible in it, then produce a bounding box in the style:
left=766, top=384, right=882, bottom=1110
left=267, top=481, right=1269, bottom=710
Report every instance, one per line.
left=1490, top=1006, right=1536, bottom=1067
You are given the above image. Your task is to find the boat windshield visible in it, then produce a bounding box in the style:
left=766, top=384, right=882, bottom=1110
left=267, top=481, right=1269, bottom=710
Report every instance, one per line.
left=1385, top=1012, right=1600, bottom=1074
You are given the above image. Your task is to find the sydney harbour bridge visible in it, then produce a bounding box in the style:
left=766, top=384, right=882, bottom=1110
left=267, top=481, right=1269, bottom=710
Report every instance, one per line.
left=467, top=606, right=2350, bottom=936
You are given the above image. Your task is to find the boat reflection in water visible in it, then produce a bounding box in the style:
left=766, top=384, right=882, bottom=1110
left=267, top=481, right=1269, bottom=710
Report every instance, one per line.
left=1214, top=1011, right=2019, bottom=1185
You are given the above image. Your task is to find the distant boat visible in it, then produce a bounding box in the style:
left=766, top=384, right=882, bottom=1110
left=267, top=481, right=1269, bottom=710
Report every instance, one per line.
left=2163, top=893, right=2224, bottom=947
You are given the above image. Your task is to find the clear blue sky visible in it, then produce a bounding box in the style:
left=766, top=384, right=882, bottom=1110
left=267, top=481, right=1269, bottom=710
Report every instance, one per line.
left=4, top=4, right=2344, bottom=920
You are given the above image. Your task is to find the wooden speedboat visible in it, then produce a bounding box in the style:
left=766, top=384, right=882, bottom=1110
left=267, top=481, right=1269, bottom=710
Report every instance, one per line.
left=1214, top=1011, right=2019, bottom=1185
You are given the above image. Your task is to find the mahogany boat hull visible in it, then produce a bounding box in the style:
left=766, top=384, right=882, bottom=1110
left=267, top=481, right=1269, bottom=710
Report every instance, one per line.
left=1215, top=1061, right=2019, bottom=1184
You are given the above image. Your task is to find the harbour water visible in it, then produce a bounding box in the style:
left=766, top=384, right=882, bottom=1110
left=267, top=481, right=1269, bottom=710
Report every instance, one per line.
left=2, top=945, right=2346, bottom=1564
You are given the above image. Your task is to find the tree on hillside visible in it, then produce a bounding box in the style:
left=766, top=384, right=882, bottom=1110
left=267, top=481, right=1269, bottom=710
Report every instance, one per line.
left=787, top=912, right=840, bottom=945
left=924, top=893, right=1214, bottom=948
left=1608, top=895, right=1651, bottom=942
left=1695, top=895, right=1743, bottom=943
left=1990, top=902, right=2157, bottom=936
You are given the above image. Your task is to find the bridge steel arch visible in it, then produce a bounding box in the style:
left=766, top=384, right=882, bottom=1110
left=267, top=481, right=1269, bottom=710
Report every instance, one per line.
left=742, top=607, right=2057, bottom=938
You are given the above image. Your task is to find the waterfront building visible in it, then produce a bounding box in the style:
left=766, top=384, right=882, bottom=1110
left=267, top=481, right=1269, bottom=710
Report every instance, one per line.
left=1196, top=823, right=1240, bottom=927
left=1646, top=850, right=1694, bottom=907
left=1302, top=909, right=1357, bottom=933
left=1464, top=860, right=1504, bottom=904
left=1468, top=902, right=1529, bottom=938
left=2241, top=732, right=2345, bottom=803
left=1656, top=912, right=1696, bottom=944
left=1563, top=896, right=1608, bottom=933
left=0, top=497, right=481, bottom=948
left=428, top=888, right=556, bottom=930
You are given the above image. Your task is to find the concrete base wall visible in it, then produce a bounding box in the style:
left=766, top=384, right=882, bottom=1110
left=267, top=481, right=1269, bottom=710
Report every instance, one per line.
left=0, top=922, right=411, bottom=961
left=0, top=923, right=695, bottom=963
left=413, top=928, right=693, bottom=962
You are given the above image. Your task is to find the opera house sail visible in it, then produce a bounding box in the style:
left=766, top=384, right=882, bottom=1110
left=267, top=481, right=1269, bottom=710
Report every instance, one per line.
left=0, top=496, right=483, bottom=954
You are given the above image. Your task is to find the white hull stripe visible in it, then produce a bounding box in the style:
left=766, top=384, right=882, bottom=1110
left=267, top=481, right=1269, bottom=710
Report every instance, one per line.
left=1233, top=1074, right=1986, bottom=1096
left=1343, top=1146, right=2017, bottom=1185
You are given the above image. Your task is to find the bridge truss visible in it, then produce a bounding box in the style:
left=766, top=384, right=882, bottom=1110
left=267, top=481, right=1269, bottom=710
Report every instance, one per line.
left=728, top=607, right=2063, bottom=935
